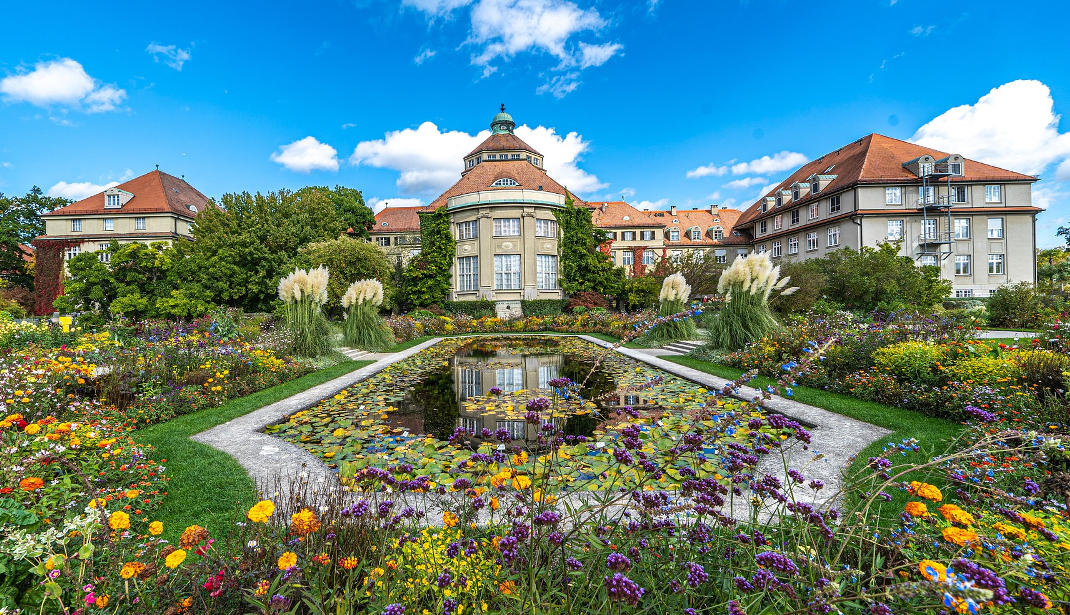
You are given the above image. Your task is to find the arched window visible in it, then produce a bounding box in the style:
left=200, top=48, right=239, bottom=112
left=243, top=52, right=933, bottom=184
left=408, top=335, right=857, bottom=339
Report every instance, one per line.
left=491, top=178, right=520, bottom=187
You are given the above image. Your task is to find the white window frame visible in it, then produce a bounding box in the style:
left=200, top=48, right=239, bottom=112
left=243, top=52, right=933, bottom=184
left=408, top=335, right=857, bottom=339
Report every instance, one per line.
left=622, top=231, right=635, bottom=241
left=954, top=254, right=971, bottom=276
left=105, top=194, right=121, bottom=209
left=671, top=250, right=682, bottom=263
left=103, top=218, right=114, bottom=231
left=641, top=250, right=655, bottom=266
left=458, top=220, right=478, bottom=240
left=827, top=226, right=840, bottom=247
left=689, top=227, right=701, bottom=240
left=622, top=251, right=634, bottom=266
left=790, top=209, right=800, bottom=225
left=536, top=254, right=558, bottom=289
left=988, top=253, right=1005, bottom=275
left=787, top=236, right=799, bottom=255
left=985, top=185, right=1002, bottom=203
left=494, top=254, right=521, bottom=289
left=535, top=219, right=557, bottom=238
left=713, top=228, right=723, bottom=240
left=640, top=230, right=655, bottom=241
left=810, top=181, right=820, bottom=194
left=71, top=219, right=82, bottom=232
left=951, top=185, right=968, bottom=203
left=759, top=220, right=767, bottom=234
left=97, top=243, right=110, bottom=263
left=885, top=187, right=902, bottom=205
left=669, top=228, right=680, bottom=242
left=491, top=177, right=520, bottom=187
left=919, top=255, right=938, bottom=267
left=773, top=215, right=782, bottom=230
left=922, top=218, right=938, bottom=240
left=493, top=218, right=521, bottom=237
left=987, top=218, right=1004, bottom=239
left=458, top=256, right=479, bottom=292
left=808, top=203, right=819, bottom=220
left=919, top=186, right=935, bottom=205
left=953, top=218, right=970, bottom=240
left=887, top=220, right=904, bottom=241
left=771, top=240, right=782, bottom=258
left=954, top=289, right=974, bottom=298
left=65, top=245, right=80, bottom=260
left=376, top=236, right=391, bottom=247
left=135, top=217, right=146, bottom=231
left=714, top=249, right=727, bottom=264
left=829, top=195, right=841, bottom=213
left=806, top=232, right=818, bottom=251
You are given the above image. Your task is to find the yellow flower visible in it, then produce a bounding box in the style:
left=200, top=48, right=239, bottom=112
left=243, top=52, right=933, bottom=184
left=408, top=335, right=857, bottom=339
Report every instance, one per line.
left=108, top=511, right=130, bottom=531
left=120, top=562, right=144, bottom=579
left=909, top=481, right=943, bottom=502
left=125, top=489, right=140, bottom=499
left=165, top=549, right=187, bottom=569
left=942, top=526, right=979, bottom=547
left=148, top=521, right=163, bottom=536
left=1019, top=512, right=1046, bottom=530
left=443, top=511, right=459, bottom=527
left=278, top=551, right=297, bottom=570
left=918, top=559, right=947, bottom=583
left=247, top=500, right=275, bottom=524
left=511, top=474, right=532, bottom=490
left=95, top=595, right=109, bottom=608
left=938, top=504, right=975, bottom=526
left=23, top=423, right=41, bottom=435
left=255, top=580, right=270, bottom=596
left=993, top=522, right=1027, bottom=540
left=290, top=508, right=320, bottom=537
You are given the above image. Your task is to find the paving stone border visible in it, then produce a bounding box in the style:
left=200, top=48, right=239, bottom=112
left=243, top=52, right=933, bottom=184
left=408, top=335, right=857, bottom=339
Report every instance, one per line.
left=193, top=334, right=891, bottom=509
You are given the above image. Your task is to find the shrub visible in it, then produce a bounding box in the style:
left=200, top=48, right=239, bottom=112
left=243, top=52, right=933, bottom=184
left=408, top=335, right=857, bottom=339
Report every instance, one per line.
left=299, top=235, right=394, bottom=314
left=277, top=267, right=332, bottom=357
left=565, top=291, right=609, bottom=313
left=443, top=300, right=496, bottom=317
left=520, top=299, right=564, bottom=316
left=707, top=253, right=796, bottom=350
left=341, top=279, right=393, bottom=351
left=944, top=355, right=1021, bottom=389
left=818, top=242, right=951, bottom=312
left=871, top=341, right=948, bottom=386
left=771, top=260, right=825, bottom=315
left=987, top=282, right=1044, bottom=329
left=617, top=276, right=660, bottom=311
left=1011, top=349, right=1068, bottom=396
left=0, top=296, right=27, bottom=318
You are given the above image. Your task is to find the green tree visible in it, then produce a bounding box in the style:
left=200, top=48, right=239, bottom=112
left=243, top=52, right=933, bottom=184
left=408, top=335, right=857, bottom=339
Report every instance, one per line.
left=174, top=189, right=345, bottom=312
left=53, top=249, right=115, bottom=317
left=296, top=185, right=375, bottom=239
left=401, top=207, right=454, bottom=308
left=1037, top=248, right=1070, bottom=294
left=298, top=235, right=394, bottom=314
left=0, top=186, right=68, bottom=289
left=553, top=199, right=624, bottom=296
left=818, top=242, right=951, bottom=312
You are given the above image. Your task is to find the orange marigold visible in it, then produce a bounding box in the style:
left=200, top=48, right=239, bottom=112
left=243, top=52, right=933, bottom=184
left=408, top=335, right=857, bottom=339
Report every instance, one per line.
left=108, top=511, right=130, bottom=531
left=993, top=522, right=1027, bottom=540
left=942, top=526, right=979, bottom=547
left=904, top=501, right=929, bottom=517
left=1019, top=512, right=1046, bottom=530
left=909, top=481, right=943, bottom=502
left=443, top=511, right=459, bottom=528
left=290, top=509, right=320, bottom=537
left=247, top=500, right=275, bottom=524
left=179, top=525, right=208, bottom=549
left=938, top=504, right=975, bottom=526
left=278, top=551, right=297, bottom=570
left=19, top=477, right=44, bottom=491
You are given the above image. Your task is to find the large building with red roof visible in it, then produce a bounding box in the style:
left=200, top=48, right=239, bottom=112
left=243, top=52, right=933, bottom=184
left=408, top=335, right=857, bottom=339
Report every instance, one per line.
left=38, top=169, right=210, bottom=262
left=735, top=134, right=1039, bottom=297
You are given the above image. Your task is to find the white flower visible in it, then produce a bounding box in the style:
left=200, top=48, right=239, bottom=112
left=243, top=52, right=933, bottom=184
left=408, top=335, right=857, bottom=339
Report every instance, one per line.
left=716, top=252, right=798, bottom=299
left=278, top=267, right=331, bottom=305
left=341, top=279, right=384, bottom=308
left=659, top=273, right=691, bottom=304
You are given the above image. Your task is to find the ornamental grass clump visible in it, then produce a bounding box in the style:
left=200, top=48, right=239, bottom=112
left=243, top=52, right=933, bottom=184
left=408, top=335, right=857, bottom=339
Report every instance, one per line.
left=646, top=273, right=698, bottom=344
left=707, top=252, right=797, bottom=350
left=277, top=266, right=331, bottom=357
left=341, top=278, right=393, bottom=351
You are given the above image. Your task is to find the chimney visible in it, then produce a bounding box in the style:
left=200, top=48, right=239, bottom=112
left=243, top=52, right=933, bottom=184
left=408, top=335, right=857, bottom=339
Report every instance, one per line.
left=709, top=204, right=716, bottom=214
left=670, top=205, right=677, bottom=216
left=601, top=203, right=607, bottom=213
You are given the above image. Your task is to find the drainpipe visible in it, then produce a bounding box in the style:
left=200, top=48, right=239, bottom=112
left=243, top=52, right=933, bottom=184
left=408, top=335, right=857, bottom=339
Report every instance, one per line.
left=851, top=187, right=862, bottom=248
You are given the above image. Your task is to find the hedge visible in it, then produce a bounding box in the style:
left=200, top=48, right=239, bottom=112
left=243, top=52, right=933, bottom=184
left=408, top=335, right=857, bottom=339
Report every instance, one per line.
left=521, top=299, right=565, bottom=316
left=442, top=300, right=496, bottom=317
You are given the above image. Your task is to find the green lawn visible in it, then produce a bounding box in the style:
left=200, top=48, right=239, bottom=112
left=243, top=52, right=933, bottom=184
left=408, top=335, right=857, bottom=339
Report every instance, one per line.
left=135, top=360, right=372, bottom=539
left=665, top=356, right=966, bottom=511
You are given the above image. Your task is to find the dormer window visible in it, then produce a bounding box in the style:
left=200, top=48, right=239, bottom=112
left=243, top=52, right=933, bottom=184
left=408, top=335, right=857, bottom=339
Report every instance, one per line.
left=105, top=194, right=122, bottom=208
left=775, top=196, right=782, bottom=208
left=491, top=178, right=520, bottom=187
left=950, top=162, right=963, bottom=175
left=381, top=221, right=389, bottom=227
left=792, top=188, right=800, bottom=201
left=689, top=227, right=701, bottom=240
left=188, top=204, right=198, bottom=213
left=810, top=181, right=819, bottom=194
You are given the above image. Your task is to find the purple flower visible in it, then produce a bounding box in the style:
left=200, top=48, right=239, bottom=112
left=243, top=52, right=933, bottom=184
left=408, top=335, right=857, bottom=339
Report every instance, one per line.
left=437, top=571, right=452, bottom=588
left=383, top=605, right=405, bottom=615
left=685, top=562, right=708, bottom=587
left=604, top=573, right=645, bottom=606
left=606, top=552, right=632, bottom=571
left=534, top=510, right=562, bottom=525
left=755, top=551, right=799, bottom=576
left=1020, top=587, right=1050, bottom=608
left=489, top=387, right=502, bottom=395
left=526, top=396, right=551, bottom=412
left=727, top=600, right=746, bottom=615
left=1023, top=478, right=1040, bottom=495
left=964, top=405, right=997, bottom=422
left=566, top=556, right=583, bottom=570
left=547, top=377, right=571, bottom=388
left=868, top=603, right=892, bottom=615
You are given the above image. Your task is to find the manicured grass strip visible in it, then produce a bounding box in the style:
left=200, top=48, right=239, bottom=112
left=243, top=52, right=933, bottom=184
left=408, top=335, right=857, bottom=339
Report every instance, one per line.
left=135, top=360, right=372, bottom=538
left=665, top=356, right=966, bottom=510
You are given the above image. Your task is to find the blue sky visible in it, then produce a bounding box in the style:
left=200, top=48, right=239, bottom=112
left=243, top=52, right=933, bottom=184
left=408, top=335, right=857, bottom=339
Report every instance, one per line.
left=2, top=0, right=1069, bottom=246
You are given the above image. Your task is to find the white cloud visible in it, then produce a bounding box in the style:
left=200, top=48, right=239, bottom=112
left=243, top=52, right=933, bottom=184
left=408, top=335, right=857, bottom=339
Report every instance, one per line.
left=414, top=49, right=437, bottom=65
left=271, top=136, right=340, bottom=173
left=402, top=0, right=473, bottom=15
left=721, top=197, right=737, bottom=208
left=1057, top=158, right=1070, bottom=182
left=619, top=187, right=636, bottom=198
left=367, top=197, right=425, bottom=214
left=911, top=80, right=1070, bottom=176
left=46, top=180, right=120, bottom=200
left=723, top=176, right=768, bottom=190
left=146, top=43, right=192, bottom=71
left=0, top=58, right=126, bottom=113
left=910, top=24, right=935, bottom=37
left=535, top=73, right=580, bottom=98
left=578, top=42, right=622, bottom=68
left=634, top=198, right=668, bottom=211
left=685, top=163, right=727, bottom=179
left=729, top=151, right=808, bottom=175
left=1033, top=184, right=1068, bottom=211
left=469, top=0, right=607, bottom=67
left=350, top=120, right=605, bottom=196
left=0, top=161, right=11, bottom=168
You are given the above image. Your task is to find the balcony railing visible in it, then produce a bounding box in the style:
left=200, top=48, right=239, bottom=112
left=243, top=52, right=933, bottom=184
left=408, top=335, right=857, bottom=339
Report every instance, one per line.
left=915, top=195, right=952, bottom=208
left=917, top=231, right=952, bottom=245
left=395, top=235, right=422, bottom=246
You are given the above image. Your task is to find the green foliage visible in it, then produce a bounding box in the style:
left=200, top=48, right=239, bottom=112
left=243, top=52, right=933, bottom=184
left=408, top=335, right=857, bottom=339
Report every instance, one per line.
left=0, top=187, right=67, bottom=290
left=944, top=354, right=1021, bottom=388
left=871, top=341, right=948, bottom=386
left=443, top=300, right=496, bottom=317
left=553, top=199, right=624, bottom=295
left=296, top=186, right=375, bottom=240
left=987, top=282, right=1044, bottom=329
left=520, top=299, right=564, bottom=316
left=772, top=260, right=826, bottom=315
left=343, top=302, right=394, bottom=351
left=298, top=236, right=394, bottom=314
left=816, top=242, right=951, bottom=312
left=664, top=251, right=722, bottom=297
left=707, top=293, right=778, bottom=350
left=174, top=189, right=345, bottom=312
left=53, top=250, right=114, bottom=318
left=1011, top=349, right=1069, bottom=397
left=646, top=299, right=697, bottom=344
left=617, top=276, right=660, bottom=311
left=401, top=208, right=454, bottom=308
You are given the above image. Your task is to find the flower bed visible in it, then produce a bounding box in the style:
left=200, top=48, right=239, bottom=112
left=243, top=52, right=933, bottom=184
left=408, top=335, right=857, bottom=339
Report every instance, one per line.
left=385, top=311, right=646, bottom=342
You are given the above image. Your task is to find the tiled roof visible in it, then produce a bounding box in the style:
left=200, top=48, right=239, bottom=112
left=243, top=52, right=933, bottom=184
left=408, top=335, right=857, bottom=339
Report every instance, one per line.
left=465, top=133, right=542, bottom=158
left=644, top=207, right=747, bottom=246
left=586, top=201, right=665, bottom=228
left=43, top=170, right=211, bottom=219
left=370, top=206, right=424, bottom=233
left=737, top=133, right=1037, bottom=225
left=427, top=160, right=584, bottom=210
